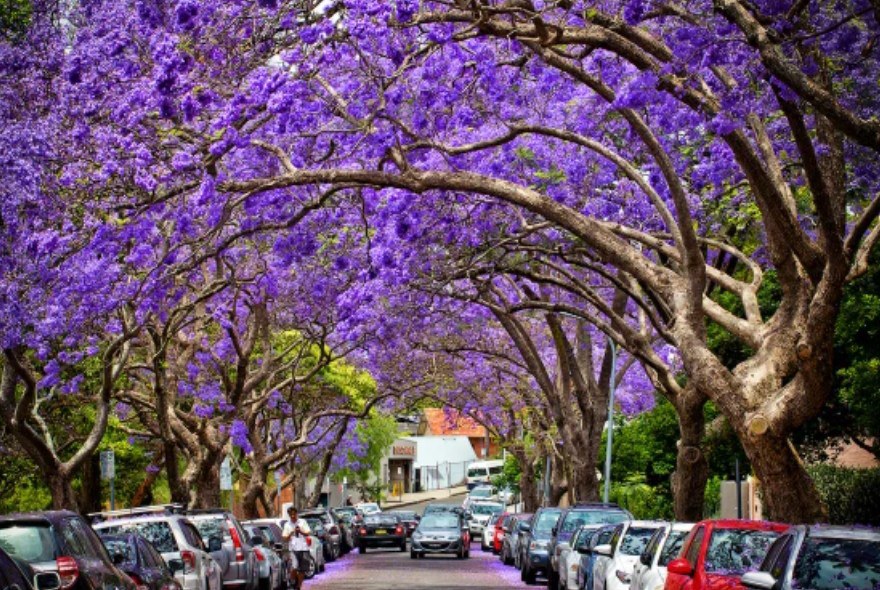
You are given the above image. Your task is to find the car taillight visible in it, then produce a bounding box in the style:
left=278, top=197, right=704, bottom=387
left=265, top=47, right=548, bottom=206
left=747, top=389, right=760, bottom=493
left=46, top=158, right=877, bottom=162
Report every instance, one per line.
left=180, top=550, right=197, bottom=574
left=306, top=536, right=312, bottom=547
left=329, top=525, right=339, bottom=535
left=359, top=528, right=367, bottom=535
left=56, top=557, right=79, bottom=589
left=228, top=521, right=245, bottom=561
left=395, top=525, right=403, bottom=535
left=128, top=572, right=149, bottom=590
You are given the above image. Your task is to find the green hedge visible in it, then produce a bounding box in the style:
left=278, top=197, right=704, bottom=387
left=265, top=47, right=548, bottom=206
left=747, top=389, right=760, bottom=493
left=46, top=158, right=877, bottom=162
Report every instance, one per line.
left=808, top=464, right=880, bottom=525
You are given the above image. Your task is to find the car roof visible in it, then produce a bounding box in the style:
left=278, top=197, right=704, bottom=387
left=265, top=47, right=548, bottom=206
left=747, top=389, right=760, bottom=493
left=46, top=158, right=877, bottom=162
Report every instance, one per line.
left=671, top=522, right=696, bottom=532
left=93, top=514, right=188, bottom=527
left=697, top=519, right=788, bottom=532
left=806, top=525, right=880, bottom=541
left=0, top=511, right=79, bottom=525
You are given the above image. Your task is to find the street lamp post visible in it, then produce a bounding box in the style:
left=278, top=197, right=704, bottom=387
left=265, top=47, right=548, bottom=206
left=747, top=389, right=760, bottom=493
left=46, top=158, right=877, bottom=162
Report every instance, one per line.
left=603, top=339, right=617, bottom=504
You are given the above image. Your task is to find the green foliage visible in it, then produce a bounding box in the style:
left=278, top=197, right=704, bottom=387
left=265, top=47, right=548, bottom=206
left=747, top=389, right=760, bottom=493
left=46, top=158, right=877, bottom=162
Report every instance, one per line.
left=333, top=413, right=398, bottom=490
left=609, top=474, right=673, bottom=520
left=703, top=476, right=722, bottom=518
left=491, top=454, right=524, bottom=492
left=808, top=465, right=880, bottom=526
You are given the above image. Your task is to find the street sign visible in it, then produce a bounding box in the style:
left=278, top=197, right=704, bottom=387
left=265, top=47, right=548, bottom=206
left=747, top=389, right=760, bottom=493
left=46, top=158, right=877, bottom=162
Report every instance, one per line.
left=220, top=457, right=233, bottom=491
left=100, top=450, right=115, bottom=480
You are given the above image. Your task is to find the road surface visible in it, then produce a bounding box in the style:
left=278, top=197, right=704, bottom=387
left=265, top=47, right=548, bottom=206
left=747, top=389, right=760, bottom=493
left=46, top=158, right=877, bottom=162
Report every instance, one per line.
left=307, top=544, right=532, bottom=590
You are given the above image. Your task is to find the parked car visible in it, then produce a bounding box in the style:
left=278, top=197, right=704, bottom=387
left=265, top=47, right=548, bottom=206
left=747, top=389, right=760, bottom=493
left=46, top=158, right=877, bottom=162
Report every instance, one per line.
left=547, top=503, right=633, bottom=590
left=355, top=513, right=407, bottom=553
left=482, top=514, right=503, bottom=551
left=500, top=513, right=531, bottom=566
left=354, top=503, right=381, bottom=516
left=298, top=509, right=343, bottom=561
left=0, top=545, right=63, bottom=590
left=186, top=510, right=258, bottom=590
left=328, top=508, right=358, bottom=552
left=664, top=519, right=788, bottom=590
left=741, top=524, right=880, bottom=590
left=519, top=506, right=563, bottom=583
left=576, top=524, right=620, bottom=590
left=92, top=509, right=221, bottom=590
left=556, top=525, right=602, bottom=590
left=507, top=514, right=533, bottom=569
left=386, top=511, right=420, bottom=538
left=466, top=502, right=504, bottom=540
left=410, top=512, right=470, bottom=559
left=240, top=521, right=290, bottom=583
left=0, top=510, right=137, bottom=590
left=463, top=485, right=498, bottom=509
left=631, top=522, right=694, bottom=590
left=241, top=525, right=283, bottom=590
left=98, top=533, right=183, bottom=590
left=492, top=512, right=511, bottom=555
left=591, top=520, right=664, bottom=590
left=301, top=517, right=334, bottom=566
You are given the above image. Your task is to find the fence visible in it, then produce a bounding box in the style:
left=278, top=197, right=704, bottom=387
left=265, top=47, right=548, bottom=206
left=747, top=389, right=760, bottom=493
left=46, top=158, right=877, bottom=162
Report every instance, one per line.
left=417, top=460, right=471, bottom=492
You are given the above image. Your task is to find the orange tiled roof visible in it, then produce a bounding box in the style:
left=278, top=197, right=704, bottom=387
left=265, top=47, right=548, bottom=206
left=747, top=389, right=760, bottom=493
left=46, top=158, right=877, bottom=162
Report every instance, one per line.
left=422, top=408, right=486, bottom=437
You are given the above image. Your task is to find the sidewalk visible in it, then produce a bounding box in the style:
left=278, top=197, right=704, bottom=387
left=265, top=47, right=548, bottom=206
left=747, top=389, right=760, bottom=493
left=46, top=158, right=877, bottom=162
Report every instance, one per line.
left=382, top=485, right=469, bottom=509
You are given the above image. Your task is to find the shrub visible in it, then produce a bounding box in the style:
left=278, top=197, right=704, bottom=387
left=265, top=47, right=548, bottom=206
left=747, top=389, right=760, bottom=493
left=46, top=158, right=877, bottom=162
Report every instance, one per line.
left=808, top=464, right=880, bottom=525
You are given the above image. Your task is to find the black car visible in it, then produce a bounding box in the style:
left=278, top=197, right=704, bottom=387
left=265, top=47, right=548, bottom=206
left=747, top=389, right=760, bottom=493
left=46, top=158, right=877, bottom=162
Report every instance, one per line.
left=0, top=511, right=137, bottom=590
left=356, top=514, right=406, bottom=553
left=547, top=502, right=632, bottom=590
left=0, top=546, right=63, bottom=590
left=410, top=512, right=469, bottom=560
left=519, top=506, right=562, bottom=583
left=386, top=511, right=420, bottom=538
left=98, top=533, right=183, bottom=590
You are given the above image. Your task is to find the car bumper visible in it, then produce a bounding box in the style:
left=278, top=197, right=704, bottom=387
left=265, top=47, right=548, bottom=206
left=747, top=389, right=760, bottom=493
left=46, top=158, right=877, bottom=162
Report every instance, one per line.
left=411, top=538, right=464, bottom=554
left=359, top=534, right=407, bottom=547
left=527, top=550, right=550, bottom=572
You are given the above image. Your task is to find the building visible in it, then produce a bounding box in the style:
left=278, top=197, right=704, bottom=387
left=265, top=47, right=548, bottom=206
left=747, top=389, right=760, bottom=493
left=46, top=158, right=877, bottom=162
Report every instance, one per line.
left=418, top=408, right=500, bottom=459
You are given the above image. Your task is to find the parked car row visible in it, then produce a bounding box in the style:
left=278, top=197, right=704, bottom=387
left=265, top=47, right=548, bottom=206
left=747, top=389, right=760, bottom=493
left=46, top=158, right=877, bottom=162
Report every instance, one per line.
left=0, top=504, right=367, bottom=590
left=484, top=502, right=880, bottom=590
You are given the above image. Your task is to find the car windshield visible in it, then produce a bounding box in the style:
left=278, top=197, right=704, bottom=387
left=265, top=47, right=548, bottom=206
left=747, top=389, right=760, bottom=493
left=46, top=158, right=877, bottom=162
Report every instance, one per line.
left=100, top=538, right=136, bottom=565
left=471, top=504, right=503, bottom=516
left=192, top=518, right=227, bottom=546
left=659, top=531, right=689, bottom=566
left=470, top=488, right=493, bottom=498
left=421, top=515, right=460, bottom=530
left=467, top=468, right=488, bottom=478
left=98, top=521, right=179, bottom=553
left=533, top=510, right=562, bottom=534
left=390, top=513, right=416, bottom=520
left=0, top=524, right=56, bottom=562
left=704, top=528, right=779, bottom=575
left=619, top=527, right=659, bottom=556
left=304, top=518, right=323, bottom=532
left=793, top=537, right=880, bottom=589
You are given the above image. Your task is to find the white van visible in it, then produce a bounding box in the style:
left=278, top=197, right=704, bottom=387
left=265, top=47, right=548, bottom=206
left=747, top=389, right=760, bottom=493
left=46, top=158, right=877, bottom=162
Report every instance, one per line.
left=465, top=460, right=504, bottom=489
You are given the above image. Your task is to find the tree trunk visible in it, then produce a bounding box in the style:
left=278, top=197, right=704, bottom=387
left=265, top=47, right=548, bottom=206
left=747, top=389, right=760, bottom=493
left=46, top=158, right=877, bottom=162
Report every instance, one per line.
left=190, top=461, right=222, bottom=509
left=518, top=454, right=541, bottom=512
left=78, top=453, right=102, bottom=514
left=131, top=460, right=164, bottom=508
left=165, top=442, right=188, bottom=504
left=241, top=465, right=267, bottom=519
left=741, top=432, right=826, bottom=523
left=47, top=469, right=79, bottom=512
left=671, top=386, right=709, bottom=521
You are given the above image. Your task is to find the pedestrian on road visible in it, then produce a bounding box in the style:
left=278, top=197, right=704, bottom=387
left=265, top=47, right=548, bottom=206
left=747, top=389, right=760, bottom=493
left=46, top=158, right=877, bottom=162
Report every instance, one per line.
left=282, top=507, right=312, bottom=590
left=344, top=495, right=353, bottom=506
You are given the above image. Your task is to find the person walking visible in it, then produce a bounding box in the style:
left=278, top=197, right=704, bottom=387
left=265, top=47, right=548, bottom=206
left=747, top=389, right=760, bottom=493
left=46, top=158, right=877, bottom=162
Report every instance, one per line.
left=282, top=507, right=312, bottom=590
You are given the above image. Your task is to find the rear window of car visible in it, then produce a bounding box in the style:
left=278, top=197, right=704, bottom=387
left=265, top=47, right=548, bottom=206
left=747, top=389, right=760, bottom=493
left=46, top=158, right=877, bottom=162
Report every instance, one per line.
left=793, top=537, right=880, bottom=589
left=100, top=538, right=136, bottom=566
left=471, top=504, right=503, bottom=515
left=0, top=524, right=56, bottom=562
left=563, top=510, right=629, bottom=531
left=192, top=518, right=227, bottom=545
left=704, top=528, right=779, bottom=575
left=99, top=521, right=179, bottom=553
left=364, top=515, right=398, bottom=526
left=533, top=510, right=562, bottom=534
left=421, top=515, right=459, bottom=529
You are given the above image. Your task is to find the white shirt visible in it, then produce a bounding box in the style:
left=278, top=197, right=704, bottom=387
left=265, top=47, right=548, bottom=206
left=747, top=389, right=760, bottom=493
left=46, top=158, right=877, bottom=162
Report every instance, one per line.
left=283, top=518, right=312, bottom=552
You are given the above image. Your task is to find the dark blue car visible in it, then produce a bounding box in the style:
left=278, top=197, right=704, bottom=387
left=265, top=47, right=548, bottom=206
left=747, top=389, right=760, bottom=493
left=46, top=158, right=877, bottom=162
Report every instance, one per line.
left=99, top=533, right=183, bottom=590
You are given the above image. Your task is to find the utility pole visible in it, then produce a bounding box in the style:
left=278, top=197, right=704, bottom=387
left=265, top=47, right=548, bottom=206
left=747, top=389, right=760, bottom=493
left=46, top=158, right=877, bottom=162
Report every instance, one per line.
left=603, top=339, right=617, bottom=504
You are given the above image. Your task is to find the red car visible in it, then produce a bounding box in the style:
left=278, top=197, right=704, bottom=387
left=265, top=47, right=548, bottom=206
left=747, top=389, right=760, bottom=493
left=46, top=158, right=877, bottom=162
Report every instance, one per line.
left=492, top=512, right=510, bottom=555
left=665, top=519, right=788, bottom=590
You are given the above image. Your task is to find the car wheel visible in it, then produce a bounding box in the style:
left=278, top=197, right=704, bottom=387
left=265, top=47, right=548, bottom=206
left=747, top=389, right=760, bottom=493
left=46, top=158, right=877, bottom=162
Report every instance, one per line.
left=304, top=558, right=316, bottom=580
left=399, top=541, right=407, bottom=552
left=548, top=569, right=560, bottom=590
left=358, top=544, right=366, bottom=554
left=410, top=550, right=417, bottom=559
left=522, top=564, right=536, bottom=584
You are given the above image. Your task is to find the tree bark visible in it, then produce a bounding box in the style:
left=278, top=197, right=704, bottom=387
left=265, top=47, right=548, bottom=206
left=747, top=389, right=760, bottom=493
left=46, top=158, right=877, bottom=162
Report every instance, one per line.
left=671, top=386, right=709, bottom=521
left=516, top=451, right=541, bottom=512
left=46, top=468, right=79, bottom=512
left=78, top=453, right=102, bottom=514
left=190, top=460, right=222, bottom=509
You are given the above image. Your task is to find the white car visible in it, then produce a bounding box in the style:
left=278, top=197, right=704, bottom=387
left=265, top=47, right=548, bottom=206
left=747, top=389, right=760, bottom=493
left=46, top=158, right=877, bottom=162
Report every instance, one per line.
left=557, top=525, right=602, bottom=590
left=593, top=520, right=665, bottom=590
left=464, top=485, right=498, bottom=508
left=355, top=502, right=381, bottom=515
left=466, top=501, right=504, bottom=538
left=631, top=522, right=694, bottom=590
left=482, top=513, right=502, bottom=550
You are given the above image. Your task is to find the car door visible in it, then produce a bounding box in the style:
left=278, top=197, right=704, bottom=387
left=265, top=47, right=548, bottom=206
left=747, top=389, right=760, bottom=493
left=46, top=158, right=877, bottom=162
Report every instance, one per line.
left=0, top=549, right=35, bottom=590
left=632, top=527, right=664, bottom=590
left=667, top=525, right=705, bottom=590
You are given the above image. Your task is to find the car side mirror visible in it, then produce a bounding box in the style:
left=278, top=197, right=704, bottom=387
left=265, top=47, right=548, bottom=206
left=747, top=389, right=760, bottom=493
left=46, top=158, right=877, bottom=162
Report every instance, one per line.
left=741, top=572, right=777, bottom=590
left=639, top=551, right=651, bottom=566
left=667, top=558, right=694, bottom=576
left=167, top=559, right=185, bottom=574
left=208, top=536, right=224, bottom=552
left=249, top=535, right=265, bottom=546
left=594, top=543, right=613, bottom=557
left=34, top=572, right=62, bottom=590
left=518, top=523, right=531, bottom=533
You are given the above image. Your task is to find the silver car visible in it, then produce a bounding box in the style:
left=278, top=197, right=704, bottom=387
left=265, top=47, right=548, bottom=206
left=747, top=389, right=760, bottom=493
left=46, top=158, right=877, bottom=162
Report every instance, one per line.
left=187, top=511, right=258, bottom=590
left=92, top=511, right=222, bottom=590
left=242, top=525, right=283, bottom=590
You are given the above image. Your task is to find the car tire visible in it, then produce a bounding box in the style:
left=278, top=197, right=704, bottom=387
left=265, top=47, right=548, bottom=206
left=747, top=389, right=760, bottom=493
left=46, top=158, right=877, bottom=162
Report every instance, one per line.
left=399, top=541, right=407, bottom=552
left=410, top=550, right=417, bottom=559
left=548, top=569, right=560, bottom=590
left=358, top=544, right=366, bottom=554
left=522, top=564, right=536, bottom=584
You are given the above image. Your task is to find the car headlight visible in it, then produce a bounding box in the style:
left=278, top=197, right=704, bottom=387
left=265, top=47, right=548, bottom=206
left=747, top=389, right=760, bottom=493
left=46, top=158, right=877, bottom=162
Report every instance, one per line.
left=530, top=540, right=549, bottom=551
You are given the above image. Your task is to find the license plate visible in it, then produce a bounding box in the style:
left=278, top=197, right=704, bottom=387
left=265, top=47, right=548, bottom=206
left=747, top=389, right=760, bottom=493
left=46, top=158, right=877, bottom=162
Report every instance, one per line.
left=375, top=529, right=387, bottom=535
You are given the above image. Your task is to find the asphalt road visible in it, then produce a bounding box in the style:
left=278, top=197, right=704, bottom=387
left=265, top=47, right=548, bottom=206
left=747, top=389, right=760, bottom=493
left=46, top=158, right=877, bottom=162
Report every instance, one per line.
left=306, top=543, right=531, bottom=590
